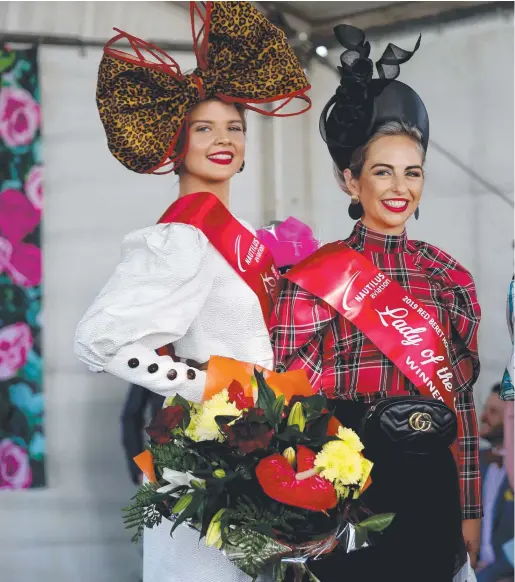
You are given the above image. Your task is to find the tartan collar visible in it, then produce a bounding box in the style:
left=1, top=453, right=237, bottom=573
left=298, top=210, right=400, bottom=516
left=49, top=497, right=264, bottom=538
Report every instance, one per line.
left=350, top=221, right=408, bottom=254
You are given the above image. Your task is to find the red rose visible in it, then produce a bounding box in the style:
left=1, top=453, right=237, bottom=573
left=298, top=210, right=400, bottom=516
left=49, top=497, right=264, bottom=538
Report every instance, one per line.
left=146, top=405, right=185, bottom=444
left=228, top=379, right=254, bottom=410
left=223, top=419, right=274, bottom=454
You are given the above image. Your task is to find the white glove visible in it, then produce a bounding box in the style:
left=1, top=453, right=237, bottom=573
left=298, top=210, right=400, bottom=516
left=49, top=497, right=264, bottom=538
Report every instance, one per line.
left=104, top=342, right=206, bottom=403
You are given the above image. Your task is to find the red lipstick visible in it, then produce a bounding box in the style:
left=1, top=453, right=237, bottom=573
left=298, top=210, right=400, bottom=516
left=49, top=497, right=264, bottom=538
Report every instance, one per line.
left=207, top=151, right=234, bottom=166
left=381, top=199, right=409, bottom=213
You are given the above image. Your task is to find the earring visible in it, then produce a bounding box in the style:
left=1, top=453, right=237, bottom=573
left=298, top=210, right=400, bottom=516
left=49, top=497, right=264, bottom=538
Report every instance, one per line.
left=348, top=195, right=363, bottom=220
left=238, top=161, right=245, bottom=173
left=414, top=207, right=420, bottom=220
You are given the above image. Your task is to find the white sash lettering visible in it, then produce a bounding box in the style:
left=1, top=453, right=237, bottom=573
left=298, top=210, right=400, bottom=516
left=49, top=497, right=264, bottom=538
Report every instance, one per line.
left=375, top=307, right=427, bottom=346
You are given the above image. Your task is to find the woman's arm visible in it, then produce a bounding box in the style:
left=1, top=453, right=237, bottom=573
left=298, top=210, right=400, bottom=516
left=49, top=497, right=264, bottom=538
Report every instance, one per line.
left=439, top=266, right=482, bottom=567
left=74, top=223, right=213, bottom=402
left=270, top=278, right=334, bottom=389
left=443, top=284, right=482, bottom=521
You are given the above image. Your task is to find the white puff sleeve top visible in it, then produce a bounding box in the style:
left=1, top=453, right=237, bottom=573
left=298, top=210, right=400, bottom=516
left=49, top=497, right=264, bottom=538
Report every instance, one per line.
left=74, top=221, right=274, bottom=403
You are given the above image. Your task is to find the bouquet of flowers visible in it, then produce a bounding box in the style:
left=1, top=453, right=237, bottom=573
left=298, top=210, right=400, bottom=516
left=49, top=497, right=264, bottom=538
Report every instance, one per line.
left=124, top=357, right=393, bottom=581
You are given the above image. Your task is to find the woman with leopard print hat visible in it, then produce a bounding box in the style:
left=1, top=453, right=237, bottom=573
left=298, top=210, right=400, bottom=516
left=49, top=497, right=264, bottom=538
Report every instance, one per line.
left=74, top=2, right=310, bottom=581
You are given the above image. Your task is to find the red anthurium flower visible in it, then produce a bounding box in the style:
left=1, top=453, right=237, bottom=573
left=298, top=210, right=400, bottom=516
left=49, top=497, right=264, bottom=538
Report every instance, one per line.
left=296, top=445, right=317, bottom=472
left=256, top=445, right=337, bottom=512
left=146, top=405, right=185, bottom=444
left=228, top=379, right=254, bottom=410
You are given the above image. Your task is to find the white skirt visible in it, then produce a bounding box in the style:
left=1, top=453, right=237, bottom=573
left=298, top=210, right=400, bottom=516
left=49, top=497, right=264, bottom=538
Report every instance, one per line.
left=143, top=518, right=252, bottom=582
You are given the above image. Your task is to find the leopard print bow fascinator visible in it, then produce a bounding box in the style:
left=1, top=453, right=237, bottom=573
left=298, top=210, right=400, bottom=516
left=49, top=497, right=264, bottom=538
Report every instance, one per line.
left=97, top=1, right=312, bottom=174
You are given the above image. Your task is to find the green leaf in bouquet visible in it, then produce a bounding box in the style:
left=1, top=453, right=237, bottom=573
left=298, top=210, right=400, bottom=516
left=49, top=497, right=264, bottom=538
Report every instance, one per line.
left=149, top=441, right=188, bottom=473
left=235, top=463, right=254, bottom=480
left=171, top=393, right=191, bottom=411
left=275, top=425, right=309, bottom=444
left=255, top=368, right=277, bottom=424
left=303, top=395, right=326, bottom=418
left=306, top=435, right=338, bottom=448
left=180, top=410, right=191, bottom=431
left=225, top=498, right=305, bottom=541
left=149, top=492, right=174, bottom=504
left=352, top=524, right=369, bottom=549
left=225, top=527, right=291, bottom=579
left=271, top=394, right=285, bottom=427
left=122, top=482, right=164, bottom=542
left=171, top=394, right=192, bottom=429
left=272, top=561, right=288, bottom=582
left=305, top=414, right=331, bottom=441
left=247, top=523, right=275, bottom=538
left=170, top=489, right=205, bottom=535
left=199, top=495, right=225, bottom=540
left=359, top=512, right=395, bottom=532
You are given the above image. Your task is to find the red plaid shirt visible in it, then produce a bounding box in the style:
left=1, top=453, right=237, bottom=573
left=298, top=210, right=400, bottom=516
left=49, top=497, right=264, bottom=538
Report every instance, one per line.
left=270, top=221, right=482, bottom=519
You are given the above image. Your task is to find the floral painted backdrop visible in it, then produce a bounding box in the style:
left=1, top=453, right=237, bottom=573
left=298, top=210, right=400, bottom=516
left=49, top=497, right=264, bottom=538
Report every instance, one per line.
left=0, top=45, right=44, bottom=489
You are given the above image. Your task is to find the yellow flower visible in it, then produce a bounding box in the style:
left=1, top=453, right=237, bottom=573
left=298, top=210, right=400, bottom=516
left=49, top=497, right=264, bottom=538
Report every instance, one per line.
left=336, top=427, right=364, bottom=452
left=287, top=402, right=306, bottom=432
left=186, top=389, right=240, bottom=442
left=314, top=441, right=364, bottom=486
left=206, top=509, right=225, bottom=549
left=360, top=458, right=373, bottom=489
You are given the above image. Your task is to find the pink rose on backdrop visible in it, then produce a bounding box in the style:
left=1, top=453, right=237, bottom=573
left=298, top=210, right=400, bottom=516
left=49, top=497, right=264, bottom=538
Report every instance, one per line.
left=0, top=188, right=41, bottom=287
left=0, top=322, right=33, bottom=380
left=0, top=86, right=40, bottom=148
left=0, top=188, right=39, bottom=242
left=0, top=439, right=32, bottom=489
left=25, top=166, right=43, bottom=211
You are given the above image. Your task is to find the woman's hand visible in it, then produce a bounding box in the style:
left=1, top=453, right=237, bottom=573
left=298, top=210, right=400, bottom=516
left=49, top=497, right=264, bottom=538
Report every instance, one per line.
left=462, top=518, right=481, bottom=568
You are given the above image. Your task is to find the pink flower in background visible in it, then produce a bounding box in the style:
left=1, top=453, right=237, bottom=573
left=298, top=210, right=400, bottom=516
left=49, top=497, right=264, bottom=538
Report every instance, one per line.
left=0, top=188, right=40, bottom=242
left=256, top=217, right=320, bottom=269
left=25, top=166, right=43, bottom=211
left=0, top=322, right=33, bottom=380
left=0, top=86, right=40, bottom=148
left=0, top=189, right=41, bottom=287
left=0, top=439, right=32, bottom=489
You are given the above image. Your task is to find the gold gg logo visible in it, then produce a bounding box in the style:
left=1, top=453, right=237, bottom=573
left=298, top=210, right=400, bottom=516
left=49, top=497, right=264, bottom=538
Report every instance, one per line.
left=409, top=412, right=432, bottom=432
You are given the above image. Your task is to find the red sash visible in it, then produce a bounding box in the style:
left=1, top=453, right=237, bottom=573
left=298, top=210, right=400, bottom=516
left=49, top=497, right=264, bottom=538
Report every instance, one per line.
left=158, top=192, right=279, bottom=328
left=286, top=242, right=456, bottom=410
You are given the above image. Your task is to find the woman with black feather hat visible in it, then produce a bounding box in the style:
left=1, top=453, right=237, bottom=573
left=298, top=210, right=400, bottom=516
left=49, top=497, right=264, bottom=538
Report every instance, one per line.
left=271, top=25, right=481, bottom=582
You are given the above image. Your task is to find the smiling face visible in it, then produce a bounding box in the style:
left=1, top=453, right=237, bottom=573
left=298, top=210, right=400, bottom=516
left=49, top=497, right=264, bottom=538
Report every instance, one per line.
left=344, top=134, right=425, bottom=234
left=179, top=99, right=246, bottom=183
